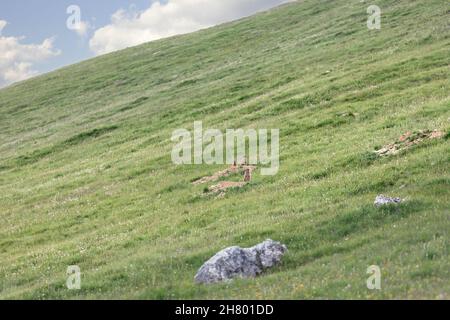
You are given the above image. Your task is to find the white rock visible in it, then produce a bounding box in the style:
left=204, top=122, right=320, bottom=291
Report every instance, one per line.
left=195, top=239, right=287, bottom=284
left=374, top=194, right=403, bottom=207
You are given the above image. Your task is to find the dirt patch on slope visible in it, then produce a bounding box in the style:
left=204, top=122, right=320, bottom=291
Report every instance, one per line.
left=375, top=129, right=445, bottom=157
left=195, top=163, right=257, bottom=198
left=208, top=181, right=247, bottom=193
left=192, top=163, right=257, bottom=185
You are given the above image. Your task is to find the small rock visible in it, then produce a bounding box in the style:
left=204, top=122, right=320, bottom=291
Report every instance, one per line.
left=194, top=239, right=287, bottom=284
left=374, top=194, right=403, bottom=207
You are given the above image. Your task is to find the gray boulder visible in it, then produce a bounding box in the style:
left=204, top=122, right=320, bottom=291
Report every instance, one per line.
left=195, top=239, right=287, bottom=284
left=374, top=194, right=403, bottom=207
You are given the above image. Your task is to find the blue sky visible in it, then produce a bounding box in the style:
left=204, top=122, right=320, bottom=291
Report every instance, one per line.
left=0, top=0, right=289, bottom=88
left=0, top=0, right=155, bottom=86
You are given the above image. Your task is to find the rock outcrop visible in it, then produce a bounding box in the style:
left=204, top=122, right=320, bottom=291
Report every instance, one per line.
left=195, top=239, right=287, bottom=284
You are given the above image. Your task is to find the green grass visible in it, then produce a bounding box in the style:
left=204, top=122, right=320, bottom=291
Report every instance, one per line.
left=0, top=0, right=449, bottom=299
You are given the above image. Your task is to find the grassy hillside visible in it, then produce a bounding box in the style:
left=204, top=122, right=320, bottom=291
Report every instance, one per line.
left=0, top=0, right=449, bottom=299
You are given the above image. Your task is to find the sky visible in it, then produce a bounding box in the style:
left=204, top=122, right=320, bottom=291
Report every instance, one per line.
left=0, top=0, right=290, bottom=88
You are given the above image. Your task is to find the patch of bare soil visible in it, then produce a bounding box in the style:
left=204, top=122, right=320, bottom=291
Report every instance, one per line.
left=192, top=167, right=238, bottom=185
left=195, top=163, right=257, bottom=198
left=375, top=129, right=445, bottom=156
left=208, top=181, right=247, bottom=198
left=192, top=163, right=256, bottom=185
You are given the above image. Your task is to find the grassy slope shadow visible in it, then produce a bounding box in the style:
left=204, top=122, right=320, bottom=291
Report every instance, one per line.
left=13, top=125, right=119, bottom=167
left=281, top=201, right=426, bottom=269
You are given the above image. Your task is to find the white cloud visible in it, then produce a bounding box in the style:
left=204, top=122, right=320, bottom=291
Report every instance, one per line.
left=89, top=0, right=291, bottom=55
left=0, top=21, right=61, bottom=88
